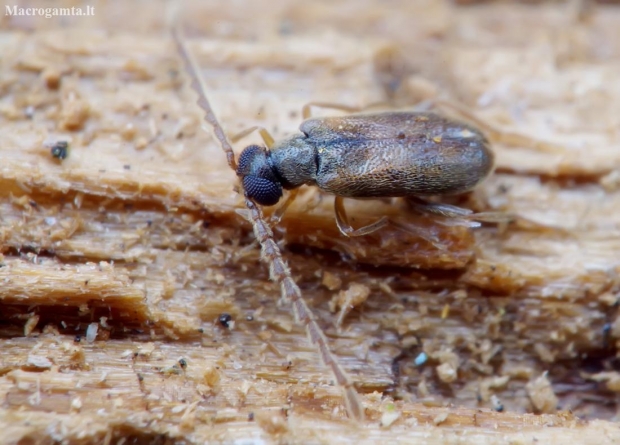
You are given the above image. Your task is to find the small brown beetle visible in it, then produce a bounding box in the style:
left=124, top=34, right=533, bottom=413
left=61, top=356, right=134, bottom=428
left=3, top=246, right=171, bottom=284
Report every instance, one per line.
left=236, top=111, right=494, bottom=236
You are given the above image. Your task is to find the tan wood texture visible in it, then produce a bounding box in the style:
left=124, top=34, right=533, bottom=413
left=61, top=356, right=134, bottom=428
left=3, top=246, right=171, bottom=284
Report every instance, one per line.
left=1, top=1, right=620, bottom=443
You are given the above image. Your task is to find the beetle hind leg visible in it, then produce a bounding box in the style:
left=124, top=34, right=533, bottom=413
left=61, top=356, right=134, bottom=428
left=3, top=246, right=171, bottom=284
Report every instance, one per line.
left=334, top=197, right=447, bottom=248
left=406, top=196, right=515, bottom=226
left=429, top=99, right=565, bottom=154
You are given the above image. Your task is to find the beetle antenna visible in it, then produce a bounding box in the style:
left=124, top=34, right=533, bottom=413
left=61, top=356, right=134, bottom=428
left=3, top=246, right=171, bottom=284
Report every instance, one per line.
left=172, top=28, right=365, bottom=422
left=172, top=27, right=237, bottom=170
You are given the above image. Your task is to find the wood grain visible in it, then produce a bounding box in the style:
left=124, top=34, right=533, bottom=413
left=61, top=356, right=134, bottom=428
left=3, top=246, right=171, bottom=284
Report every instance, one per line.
left=1, top=1, right=620, bottom=443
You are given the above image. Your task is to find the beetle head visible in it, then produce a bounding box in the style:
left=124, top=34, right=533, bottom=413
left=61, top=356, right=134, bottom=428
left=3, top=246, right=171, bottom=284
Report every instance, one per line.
left=236, top=145, right=283, bottom=206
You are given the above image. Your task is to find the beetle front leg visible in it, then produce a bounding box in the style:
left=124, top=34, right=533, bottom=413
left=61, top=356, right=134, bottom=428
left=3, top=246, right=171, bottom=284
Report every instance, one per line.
left=270, top=189, right=300, bottom=225
left=231, top=189, right=300, bottom=261
left=230, top=126, right=275, bottom=148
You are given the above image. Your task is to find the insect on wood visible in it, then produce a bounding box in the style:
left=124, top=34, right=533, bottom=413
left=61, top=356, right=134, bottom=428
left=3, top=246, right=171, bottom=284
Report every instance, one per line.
left=235, top=110, right=496, bottom=236
left=173, top=29, right=503, bottom=422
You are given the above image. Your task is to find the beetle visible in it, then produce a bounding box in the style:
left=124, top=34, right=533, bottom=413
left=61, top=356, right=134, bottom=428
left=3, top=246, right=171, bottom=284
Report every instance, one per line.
left=236, top=110, right=495, bottom=236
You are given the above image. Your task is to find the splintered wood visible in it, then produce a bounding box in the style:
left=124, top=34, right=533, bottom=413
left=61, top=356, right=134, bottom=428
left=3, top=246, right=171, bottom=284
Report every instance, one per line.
left=1, top=1, right=620, bottom=443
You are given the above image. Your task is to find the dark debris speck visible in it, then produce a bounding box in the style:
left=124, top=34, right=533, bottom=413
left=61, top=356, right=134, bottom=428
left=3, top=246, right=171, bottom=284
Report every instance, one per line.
left=218, top=313, right=233, bottom=329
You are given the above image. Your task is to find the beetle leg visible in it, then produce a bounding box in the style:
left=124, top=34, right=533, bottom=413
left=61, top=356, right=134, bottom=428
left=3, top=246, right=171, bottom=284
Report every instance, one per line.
left=407, top=196, right=515, bottom=226
left=335, top=197, right=447, bottom=248
left=334, top=196, right=389, bottom=237
left=386, top=219, right=447, bottom=249
left=301, top=101, right=391, bottom=120
left=411, top=99, right=435, bottom=112
left=269, top=189, right=300, bottom=225
left=465, top=212, right=516, bottom=224
left=432, top=99, right=565, bottom=154
left=407, top=196, right=473, bottom=218
left=230, top=126, right=275, bottom=149
left=302, top=102, right=392, bottom=119
left=302, top=103, right=362, bottom=120
left=232, top=193, right=301, bottom=261
left=231, top=190, right=299, bottom=260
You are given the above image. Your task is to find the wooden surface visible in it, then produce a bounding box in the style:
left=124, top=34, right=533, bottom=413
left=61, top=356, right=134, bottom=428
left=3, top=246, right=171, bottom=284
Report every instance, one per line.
left=1, top=1, right=620, bottom=443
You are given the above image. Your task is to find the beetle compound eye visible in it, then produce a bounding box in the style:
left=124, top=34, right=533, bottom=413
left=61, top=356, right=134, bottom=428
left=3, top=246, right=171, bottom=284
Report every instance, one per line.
left=237, top=144, right=283, bottom=205
left=236, top=145, right=263, bottom=176
left=243, top=176, right=283, bottom=206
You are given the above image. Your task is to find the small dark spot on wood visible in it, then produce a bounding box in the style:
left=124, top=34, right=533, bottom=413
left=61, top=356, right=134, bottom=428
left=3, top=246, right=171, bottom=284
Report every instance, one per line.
left=50, top=141, right=69, bottom=160
left=497, top=184, right=510, bottom=194
left=218, top=313, right=233, bottom=328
